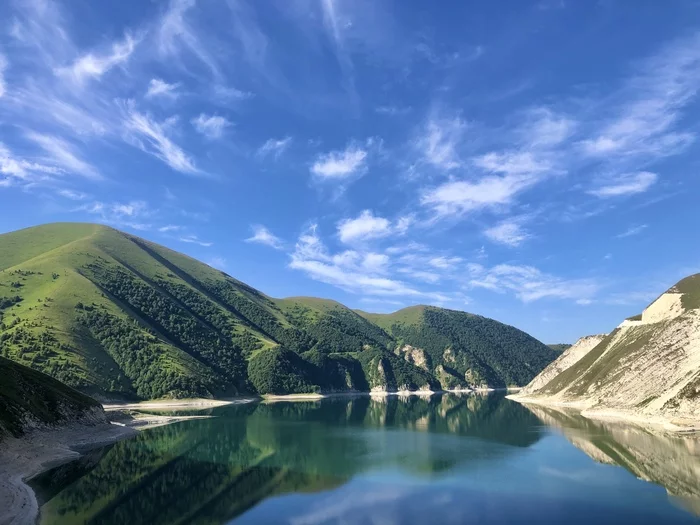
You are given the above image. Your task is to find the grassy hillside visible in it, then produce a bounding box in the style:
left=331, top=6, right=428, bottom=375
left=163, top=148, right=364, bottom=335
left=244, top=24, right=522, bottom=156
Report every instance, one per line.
left=0, top=223, right=555, bottom=399
left=0, top=356, right=104, bottom=439
left=548, top=343, right=572, bottom=353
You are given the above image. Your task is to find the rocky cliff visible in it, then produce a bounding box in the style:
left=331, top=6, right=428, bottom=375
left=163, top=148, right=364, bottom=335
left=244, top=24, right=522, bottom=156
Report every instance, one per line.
left=519, top=334, right=607, bottom=395
left=511, top=274, right=700, bottom=430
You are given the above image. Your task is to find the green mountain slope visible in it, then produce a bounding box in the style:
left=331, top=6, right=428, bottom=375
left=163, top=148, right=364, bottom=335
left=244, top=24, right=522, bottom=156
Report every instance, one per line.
left=0, top=356, right=105, bottom=439
left=0, top=223, right=555, bottom=399
left=358, top=306, right=558, bottom=388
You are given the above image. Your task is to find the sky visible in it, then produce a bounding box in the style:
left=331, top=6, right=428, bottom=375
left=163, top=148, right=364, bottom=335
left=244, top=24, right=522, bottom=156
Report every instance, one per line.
left=1, top=0, right=700, bottom=343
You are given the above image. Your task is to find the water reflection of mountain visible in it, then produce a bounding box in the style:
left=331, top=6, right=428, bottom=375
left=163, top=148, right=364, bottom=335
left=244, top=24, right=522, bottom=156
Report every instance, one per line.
left=32, top=394, right=544, bottom=525
left=523, top=404, right=700, bottom=515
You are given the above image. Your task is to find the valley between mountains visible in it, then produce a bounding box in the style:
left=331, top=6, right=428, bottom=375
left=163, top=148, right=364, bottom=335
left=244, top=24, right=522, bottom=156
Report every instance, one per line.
left=0, top=222, right=556, bottom=408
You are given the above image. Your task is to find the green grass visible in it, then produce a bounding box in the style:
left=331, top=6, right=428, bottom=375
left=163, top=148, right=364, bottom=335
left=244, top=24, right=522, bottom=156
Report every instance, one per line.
left=0, top=223, right=558, bottom=399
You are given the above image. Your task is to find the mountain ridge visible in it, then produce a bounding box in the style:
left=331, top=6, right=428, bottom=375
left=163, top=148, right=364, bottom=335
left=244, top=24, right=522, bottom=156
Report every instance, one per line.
left=511, top=273, right=700, bottom=430
left=0, top=223, right=557, bottom=399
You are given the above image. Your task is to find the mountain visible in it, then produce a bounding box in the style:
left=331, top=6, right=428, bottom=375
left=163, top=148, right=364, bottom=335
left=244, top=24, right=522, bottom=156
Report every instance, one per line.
left=0, top=223, right=557, bottom=399
left=0, top=356, right=105, bottom=439
left=512, top=274, right=700, bottom=427
left=519, top=335, right=607, bottom=395
left=547, top=343, right=572, bottom=353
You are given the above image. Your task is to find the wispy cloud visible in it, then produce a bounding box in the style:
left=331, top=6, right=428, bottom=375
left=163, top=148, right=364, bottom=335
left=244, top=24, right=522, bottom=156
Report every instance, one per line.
left=58, top=189, right=89, bottom=200
left=0, top=53, right=7, bottom=97
left=467, top=263, right=599, bottom=303
left=122, top=102, right=199, bottom=174
left=158, top=0, right=220, bottom=78
left=245, top=224, right=284, bottom=249
left=145, top=78, right=180, bottom=98
left=311, top=143, right=368, bottom=179
left=158, top=224, right=182, bottom=232
left=616, top=224, right=648, bottom=238
left=375, top=105, right=411, bottom=116
left=208, top=256, right=227, bottom=270
left=26, top=132, right=100, bottom=179
left=77, top=199, right=152, bottom=230
left=484, top=219, right=532, bottom=247
left=191, top=113, right=230, bottom=139
left=256, top=137, right=292, bottom=159
left=178, top=234, right=213, bottom=246
left=580, top=33, right=700, bottom=161
left=56, top=34, right=137, bottom=85
left=0, top=142, right=65, bottom=186
left=415, top=115, right=466, bottom=170
left=588, top=171, right=657, bottom=198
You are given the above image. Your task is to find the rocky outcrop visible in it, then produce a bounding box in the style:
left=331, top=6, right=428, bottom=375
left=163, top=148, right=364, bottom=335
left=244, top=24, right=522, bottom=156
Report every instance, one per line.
left=519, top=334, right=606, bottom=395
left=395, top=344, right=430, bottom=371
left=511, top=274, right=700, bottom=429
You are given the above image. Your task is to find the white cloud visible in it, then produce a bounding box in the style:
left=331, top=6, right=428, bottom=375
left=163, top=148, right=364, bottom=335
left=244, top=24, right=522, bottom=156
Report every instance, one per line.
left=421, top=175, right=536, bottom=217
left=26, top=132, right=100, bottom=179
left=588, top=171, right=657, bottom=198
left=245, top=224, right=284, bottom=249
left=58, top=189, right=89, bottom=200
left=290, top=225, right=422, bottom=297
left=257, top=137, right=292, bottom=159
left=520, top=108, right=576, bottom=147
left=0, top=53, right=7, bottom=97
left=415, top=116, right=466, bottom=170
left=122, top=102, right=199, bottom=174
left=473, top=151, right=552, bottom=176
left=311, top=144, right=367, bottom=179
left=191, top=114, right=230, bottom=139
left=158, top=224, right=182, bottom=232
left=337, top=210, right=392, bottom=244
left=178, top=234, right=212, bottom=247
left=616, top=224, right=648, bottom=238
left=467, top=263, right=599, bottom=303
left=146, top=78, right=179, bottom=98
left=428, top=256, right=462, bottom=269
left=56, top=34, right=137, bottom=84
left=484, top=219, right=531, bottom=247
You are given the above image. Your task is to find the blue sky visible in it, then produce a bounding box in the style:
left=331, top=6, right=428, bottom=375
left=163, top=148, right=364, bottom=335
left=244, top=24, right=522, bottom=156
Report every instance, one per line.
left=1, top=0, right=700, bottom=343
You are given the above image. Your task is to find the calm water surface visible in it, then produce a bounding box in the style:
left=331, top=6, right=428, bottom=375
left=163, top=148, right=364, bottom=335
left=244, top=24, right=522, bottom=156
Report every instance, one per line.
left=31, top=394, right=700, bottom=524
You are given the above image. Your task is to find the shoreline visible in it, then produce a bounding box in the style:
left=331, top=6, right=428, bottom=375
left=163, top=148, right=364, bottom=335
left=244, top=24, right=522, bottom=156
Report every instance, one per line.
left=507, top=394, right=700, bottom=433
left=102, top=397, right=257, bottom=411
left=0, top=423, right=137, bottom=525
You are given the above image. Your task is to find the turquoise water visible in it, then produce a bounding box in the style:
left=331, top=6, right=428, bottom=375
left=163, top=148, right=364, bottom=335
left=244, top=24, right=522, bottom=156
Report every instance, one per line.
left=31, top=394, right=700, bottom=524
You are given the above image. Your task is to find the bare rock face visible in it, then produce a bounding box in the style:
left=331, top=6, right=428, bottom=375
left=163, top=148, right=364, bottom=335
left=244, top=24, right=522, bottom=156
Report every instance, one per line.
left=512, top=274, right=700, bottom=427
left=519, top=334, right=607, bottom=395
left=395, top=344, right=430, bottom=371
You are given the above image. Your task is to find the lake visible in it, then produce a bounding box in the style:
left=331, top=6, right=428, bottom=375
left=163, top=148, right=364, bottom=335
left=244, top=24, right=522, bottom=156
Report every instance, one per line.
left=30, top=393, right=700, bottom=524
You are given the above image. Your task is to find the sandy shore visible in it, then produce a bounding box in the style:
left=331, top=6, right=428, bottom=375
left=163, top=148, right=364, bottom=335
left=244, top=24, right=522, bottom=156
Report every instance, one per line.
left=0, top=423, right=137, bottom=525
left=508, top=394, right=700, bottom=433
left=102, top=397, right=256, bottom=411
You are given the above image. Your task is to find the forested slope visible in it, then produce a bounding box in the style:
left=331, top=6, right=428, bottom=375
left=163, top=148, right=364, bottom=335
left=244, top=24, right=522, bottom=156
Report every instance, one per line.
left=0, top=223, right=555, bottom=399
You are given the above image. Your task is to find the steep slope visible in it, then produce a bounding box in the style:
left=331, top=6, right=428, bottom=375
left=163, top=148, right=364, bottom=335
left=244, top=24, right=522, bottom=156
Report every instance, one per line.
left=358, top=305, right=558, bottom=389
left=512, top=274, right=700, bottom=427
left=0, top=223, right=555, bottom=399
left=519, top=334, right=607, bottom=395
left=0, top=356, right=105, bottom=439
